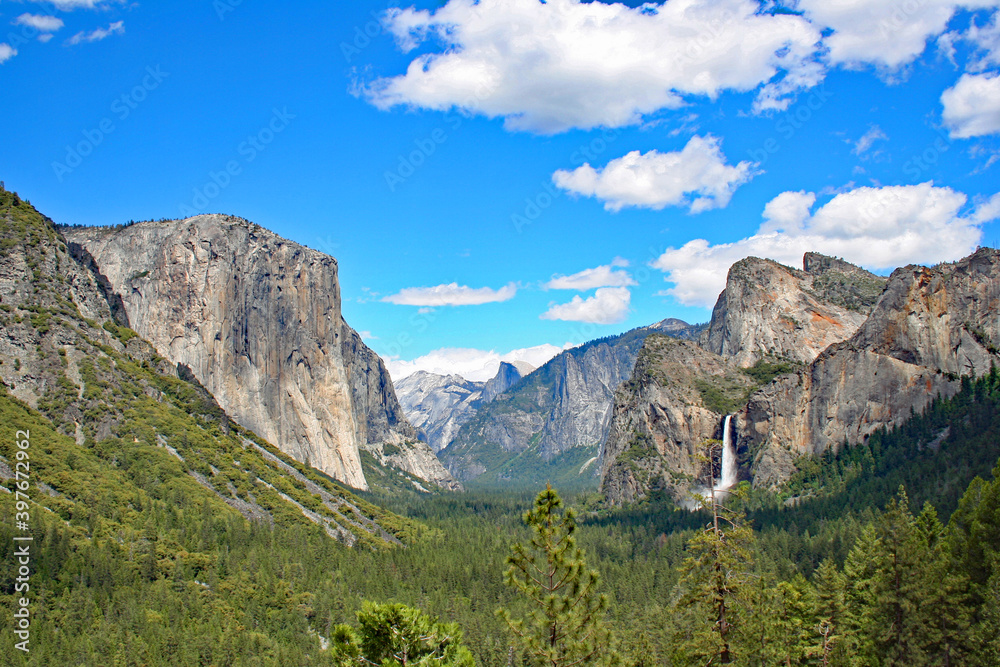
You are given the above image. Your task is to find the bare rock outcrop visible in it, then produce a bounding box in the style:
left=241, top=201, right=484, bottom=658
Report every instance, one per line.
left=701, top=253, right=886, bottom=367
left=600, top=335, right=754, bottom=505
left=742, top=249, right=1000, bottom=488
left=63, top=215, right=455, bottom=491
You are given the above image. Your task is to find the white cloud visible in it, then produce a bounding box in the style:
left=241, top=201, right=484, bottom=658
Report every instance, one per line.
left=553, top=135, right=757, bottom=213
left=15, top=14, right=64, bottom=32
left=0, top=44, right=16, bottom=64
left=797, top=0, right=995, bottom=70
left=385, top=343, right=571, bottom=382
left=652, top=182, right=991, bottom=307
left=67, top=20, right=123, bottom=45
left=540, top=287, right=631, bottom=324
left=972, top=192, right=1000, bottom=223
left=363, top=0, right=822, bottom=133
left=942, top=71, right=1000, bottom=138
left=32, top=0, right=115, bottom=9
left=545, top=258, right=636, bottom=290
left=853, top=125, right=888, bottom=155
left=382, top=282, right=517, bottom=306
left=960, top=9, right=1000, bottom=69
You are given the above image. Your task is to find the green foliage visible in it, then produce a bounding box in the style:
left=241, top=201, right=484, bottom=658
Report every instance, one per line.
left=499, top=487, right=619, bottom=667
left=332, top=601, right=474, bottom=667
left=692, top=376, right=749, bottom=415
left=670, top=491, right=755, bottom=664
left=806, top=270, right=887, bottom=312
left=740, top=358, right=803, bottom=385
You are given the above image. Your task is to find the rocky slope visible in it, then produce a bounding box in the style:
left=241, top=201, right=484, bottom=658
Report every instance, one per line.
left=600, top=249, right=1000, bottom=506
left=742, top=249, right=1000, bottom=488
left=439, top=319, right=705, bottom=487
left=63, top=215, right=457, bottom=491
left=701, top=253, right=886, bottom=367
left=0, top=186, right=421, bottom=549
left=600, top=335, right=753, bottom=505
left=396, top=361, right=534, bottom=453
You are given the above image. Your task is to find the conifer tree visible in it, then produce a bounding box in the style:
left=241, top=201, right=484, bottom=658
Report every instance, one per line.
left=497, top=485, right=619, bottom=667
left=331, top=601, right=474, bottom=667
left=670, top=451, right=755, bottom=666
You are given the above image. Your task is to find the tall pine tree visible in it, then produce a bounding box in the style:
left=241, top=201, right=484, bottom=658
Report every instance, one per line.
left=498, top=485, right=619, bottom=667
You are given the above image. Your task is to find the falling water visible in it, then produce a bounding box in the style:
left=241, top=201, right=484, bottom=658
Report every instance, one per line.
left=713, top=414, right=737, bottom=492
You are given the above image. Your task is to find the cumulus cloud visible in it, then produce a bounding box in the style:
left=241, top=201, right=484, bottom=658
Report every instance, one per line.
left=0, top=44, right=16, bottom=64
left=553, top=135, right=756, bottom=213
left=15, top=14, right=64, bottom=32
left=67, top=20, right=123, bottom=45
left=797, top=0, right=994, bottom=70
left=540, top=287, right=631, bottom=324
left=652, top=182, right=992, bottom=307
left=385, top=343, right=571, bottom=382
left=362, top=0, right=821, bottom=133
left=853, top=125, right=888, bottom=155
left=545, top=258, right=636, bottom=290
left=942, top=72, right=1000, bottom=138
left=382, top=282, right=517, bottom=306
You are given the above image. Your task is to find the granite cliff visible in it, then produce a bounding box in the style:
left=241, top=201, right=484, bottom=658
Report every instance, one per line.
left=600, top=335, right=752, bottom=505
left=0, top=187, right=419, bottom=548
left=63, top=215, right=457, bottom=491
left=395, top=360, right=534, bottom=453
left=440, top=319, right=705, bottom=488
left=743, top=248, right=1000, bottom=488
left=701, top=253, right=886, bottom=367
left=600, top=250, right=1000, bottom=505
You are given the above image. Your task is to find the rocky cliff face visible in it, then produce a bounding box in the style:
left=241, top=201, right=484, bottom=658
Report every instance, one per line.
left=599, top=253, right=910, bottom=506
left=742, top=249, right=1000, bottom=488
left=701, top=254, right=886, bottom=367
left=600, top=335, right=753, bottom=505
left=396, top=371, right=485, bottom=453
left=63, top=215, right=456, bottom=491
left=440, top=320, right=704, bottom=487
left=396, top=361, right=535, bottom=453
left=481, top=360, right=535, bottom=402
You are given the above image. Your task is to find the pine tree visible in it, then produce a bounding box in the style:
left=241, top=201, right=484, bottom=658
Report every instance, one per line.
left=330, top=601, right=474, bottom=667
left=497, top=485, right=619, bottom=667
left=670, top=468, right=755, bottom=665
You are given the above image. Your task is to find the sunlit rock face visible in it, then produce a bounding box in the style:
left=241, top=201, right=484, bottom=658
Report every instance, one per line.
left=65, top=215, right=456, bottom=491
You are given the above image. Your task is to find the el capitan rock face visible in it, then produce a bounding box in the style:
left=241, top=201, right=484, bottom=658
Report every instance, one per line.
left=63, top=215, right=456, bottom=491
left=742, top=248, right=1000, bottom=489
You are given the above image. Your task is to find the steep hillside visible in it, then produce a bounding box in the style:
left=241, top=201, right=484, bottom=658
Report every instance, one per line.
left=0, top=186, right=424, bottom=549
left=701, top=253, right=886, bottom=367
left=63, top=217, right=457, bottom=492
left=600, top=335, right=754, bottom=505
left=440, top=319, right=704, bottom=488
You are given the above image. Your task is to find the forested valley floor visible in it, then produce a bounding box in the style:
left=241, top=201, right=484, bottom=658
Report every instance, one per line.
left=3, top=369, right=1000, bottom=665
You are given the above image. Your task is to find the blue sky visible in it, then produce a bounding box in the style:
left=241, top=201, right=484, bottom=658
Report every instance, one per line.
left=2, top=0, right=999, bottom=381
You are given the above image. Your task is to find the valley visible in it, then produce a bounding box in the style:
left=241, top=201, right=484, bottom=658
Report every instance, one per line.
left=2, top=187, right=1000, bottom=665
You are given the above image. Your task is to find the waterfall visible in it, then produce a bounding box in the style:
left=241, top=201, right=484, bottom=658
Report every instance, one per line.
left=713, top=414, right=737, bottom=492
